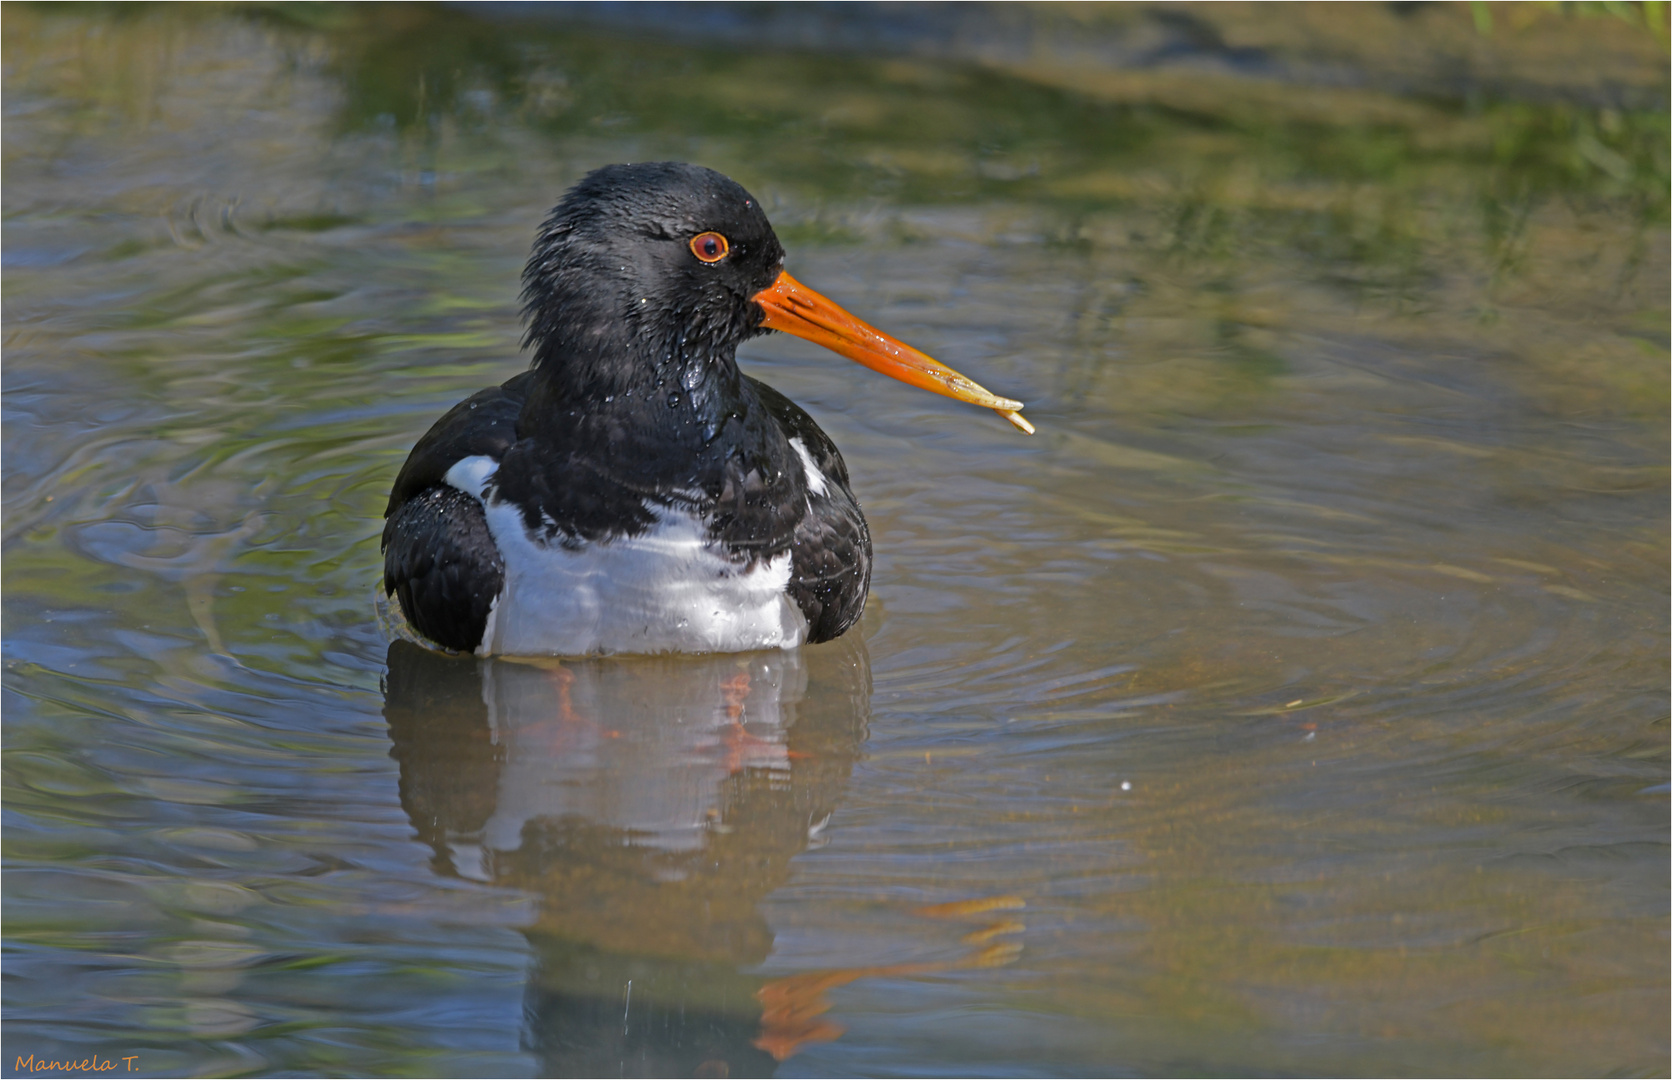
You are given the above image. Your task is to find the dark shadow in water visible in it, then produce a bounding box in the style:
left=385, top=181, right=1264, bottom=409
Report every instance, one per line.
left=383, top=638, right=871, bottom=1078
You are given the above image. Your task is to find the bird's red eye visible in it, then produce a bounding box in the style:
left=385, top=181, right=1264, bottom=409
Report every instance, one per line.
left=690, top=231, right=729, bottom=263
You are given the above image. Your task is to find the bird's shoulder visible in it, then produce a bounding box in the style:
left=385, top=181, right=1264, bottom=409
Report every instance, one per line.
left=744, top=375, right=853, bottom=492
left=385, top=370, right=533, bottom=519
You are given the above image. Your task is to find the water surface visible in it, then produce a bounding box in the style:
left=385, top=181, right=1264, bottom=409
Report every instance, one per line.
left=4, top=5, right=1668, bottom=1077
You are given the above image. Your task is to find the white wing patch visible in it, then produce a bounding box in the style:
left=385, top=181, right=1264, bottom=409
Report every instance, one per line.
left=443, top=454, right=499, bottom=500
left=789, top=437, right=828, bottom=498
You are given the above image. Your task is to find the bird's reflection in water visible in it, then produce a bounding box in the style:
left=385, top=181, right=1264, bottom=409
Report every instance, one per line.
left=382, top=637, right=872, bottom=1077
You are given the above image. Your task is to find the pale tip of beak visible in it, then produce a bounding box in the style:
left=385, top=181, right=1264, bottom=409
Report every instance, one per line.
left=999, top=409, right=1035, bottom=435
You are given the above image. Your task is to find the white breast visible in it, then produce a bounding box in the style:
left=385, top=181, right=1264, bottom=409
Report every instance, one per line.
left=444, top=455, right=808, bottom=657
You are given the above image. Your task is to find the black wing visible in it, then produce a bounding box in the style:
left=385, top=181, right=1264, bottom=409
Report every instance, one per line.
left=746, top=377, right=872, bottom=644
left=386, top=370, right=531, bottom=518
left=382, top=485, right=504, bottom=653
left=382, top=371, right=531, bottom=652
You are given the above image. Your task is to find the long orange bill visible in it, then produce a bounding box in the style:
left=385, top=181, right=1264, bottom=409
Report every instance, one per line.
left=752, top=270, right=1034, bottom=434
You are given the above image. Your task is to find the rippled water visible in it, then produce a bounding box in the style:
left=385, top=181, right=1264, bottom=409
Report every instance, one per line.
left=4, top=5, right=1668, bottom=1077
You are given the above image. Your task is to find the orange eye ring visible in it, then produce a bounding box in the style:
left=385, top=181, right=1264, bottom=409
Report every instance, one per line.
left=690, top=231, right=729, bottom=263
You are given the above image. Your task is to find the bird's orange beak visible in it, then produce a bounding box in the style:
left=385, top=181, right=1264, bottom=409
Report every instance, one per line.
left=752, top=270, right=1033, bottom=434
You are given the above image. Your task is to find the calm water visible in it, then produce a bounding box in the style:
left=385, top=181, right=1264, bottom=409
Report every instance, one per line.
left=3, top=5, right=1668, bottom=1077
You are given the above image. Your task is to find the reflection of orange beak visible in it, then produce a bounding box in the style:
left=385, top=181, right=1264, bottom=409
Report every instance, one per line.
left=752, top=270, right=1034, bottom=434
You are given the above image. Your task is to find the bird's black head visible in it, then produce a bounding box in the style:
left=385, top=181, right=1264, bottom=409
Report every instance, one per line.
left=515, top=161, right=1031, bottom=448
left=520, top=162, right=785, bottom=407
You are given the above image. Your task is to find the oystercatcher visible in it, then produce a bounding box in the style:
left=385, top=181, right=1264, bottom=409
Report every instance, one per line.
left=383, top=162, right=1030, bottom=656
